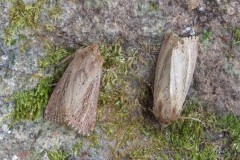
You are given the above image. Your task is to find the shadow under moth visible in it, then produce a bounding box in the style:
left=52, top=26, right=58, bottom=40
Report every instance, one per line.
left=44, top=44, right=103, bottom=136
left=153, top=33, right=199, bottom=126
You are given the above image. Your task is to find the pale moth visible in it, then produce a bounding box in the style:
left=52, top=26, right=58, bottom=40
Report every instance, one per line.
left=153, top=33, right=199, bottom=125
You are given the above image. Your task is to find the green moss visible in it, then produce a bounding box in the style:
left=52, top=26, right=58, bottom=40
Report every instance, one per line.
left=148, top=1, right=158, bottom=12
left=4, top=0, right=46, bottom=45
left=233, top=27, right=240, bottom=46
left=47, top=140, right=83, bottom=160
left=48, top=150, right=68, bottom=160
left=123, top=99, right=218, bottom=159
left=87, top=131, right=100, bottom=148
left=200, top=30, right=212, bottom=42
left=4, top=0, right=63, bottom=49
left=12, top=77, right=52, bottom=121
left=47, top=4, right=62, bottom=20
left=99, top=42, right=134, bottom=107
left=219, top=114, right=240, bottom=158
left=71, top=140, right=83, bottom=156
left=39, top=44, right=72, bottom=69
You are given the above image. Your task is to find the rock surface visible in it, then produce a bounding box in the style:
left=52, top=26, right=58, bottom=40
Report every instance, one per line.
left=0, top=0, right=239, bottom=159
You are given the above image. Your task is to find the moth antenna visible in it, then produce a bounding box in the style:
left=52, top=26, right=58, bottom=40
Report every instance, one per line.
left=179, top=116, right=206, bottom=126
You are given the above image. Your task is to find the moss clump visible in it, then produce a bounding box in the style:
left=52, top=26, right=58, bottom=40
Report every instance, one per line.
left=219, top=114, right=240, bottom=158
left=12, top=77, right=53, bottom=121
left=71, top=140, right=83, bottom=156
left=165, top=100, right=217, bottom=159
left=125, top=100, right=218, bottom=159
left=200, top=30, right=212, bottom=42
left=4, top=0, right=46, bottom=45
left=233, top=27, right=240, bottom=46
left=98, top=42, right=139, bottom=158
left=99, top=42, right=134, bottom=107
left=4, top=0, right=63, bottom=49
left=39, top=44, right=73, bottom=69
left=48, top=150, right=68, bottom=160
left=148, top=1, right=158, bottom=12
left=47, top=4, right=62, bottom=20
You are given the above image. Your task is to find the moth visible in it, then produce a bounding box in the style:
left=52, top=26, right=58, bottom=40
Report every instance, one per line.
left=153, top=33, right=198, bottom=125
left=44, top=44, right=103, bottom=135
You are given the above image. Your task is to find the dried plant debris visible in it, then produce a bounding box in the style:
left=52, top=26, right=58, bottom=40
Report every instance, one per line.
left=44, top=44, right=103, bottom=136
left=153, top=33, right=199, bottom=125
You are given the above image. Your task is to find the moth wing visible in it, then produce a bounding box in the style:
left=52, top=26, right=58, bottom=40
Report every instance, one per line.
left=170, top=44, right=188, bottom=116
left=44, top=60, right=74, bottom=124
left=170, top=37, right=198, bottom=109
left=181, top=37, right=198, bottom=97
left=154, top=33, right=177, bottom=98
left=153, top=33, right=179, bottom=123
left=153, top=33, right=198, bottom=125
left=64, top=45, right=103, bottom=135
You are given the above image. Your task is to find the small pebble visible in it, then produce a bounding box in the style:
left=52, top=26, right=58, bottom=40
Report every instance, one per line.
left=8, top=102, right=14, bottom=112
left=0, top=55, right=8, bottom=60
left=0, top=134, right=4, bottom=140
left=183, top=27, right=191, bottom=33
left=199, top=6, right=205, bottom=12
left=2, top=124, right=9, bottom=133
left=12, top=155, right=18, bottom=160
left=190, top=30, right=196, bottom=36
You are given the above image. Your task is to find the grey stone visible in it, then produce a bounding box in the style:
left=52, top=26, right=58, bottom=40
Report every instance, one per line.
left=12, top=155, right=18, bottom=160
left=0, top=133, right=4, bottom=140
left=2, top=124, right=9, bottom=133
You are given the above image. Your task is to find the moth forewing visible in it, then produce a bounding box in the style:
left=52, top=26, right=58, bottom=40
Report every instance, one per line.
left=44, top=44, right=103, bottom=136
left=153, top=33, right=198, bottom=125
left=44, top=59, right=74, bottom=124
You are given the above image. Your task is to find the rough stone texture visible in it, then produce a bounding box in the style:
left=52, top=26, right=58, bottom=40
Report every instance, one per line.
left=0, top=2, right=43, bottom=98
left=0, top=0, right=239, bottom=159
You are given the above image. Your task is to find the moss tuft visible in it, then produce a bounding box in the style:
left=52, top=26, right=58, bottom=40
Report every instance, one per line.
left=48, top=150, right=68, bottom=160
left=233, top=27, right=240, bottom=46
left=200, top=30, right=212, bottom=42
left=12, top=77, right=53, bottom=121
left=4, top=0, right=63, bottom=49
left=219, top=114, right=240, bottom=158
left=4, top=0, right=46, bottom=45
left=148, top=1, right=158, bottom=12
left=39, top=44, right=72, bottom=69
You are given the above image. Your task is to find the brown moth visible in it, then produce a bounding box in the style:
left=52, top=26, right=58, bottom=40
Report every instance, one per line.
left=153, top=33, right=198, bottom=125
left=44, top=44, right=103, bottom=135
